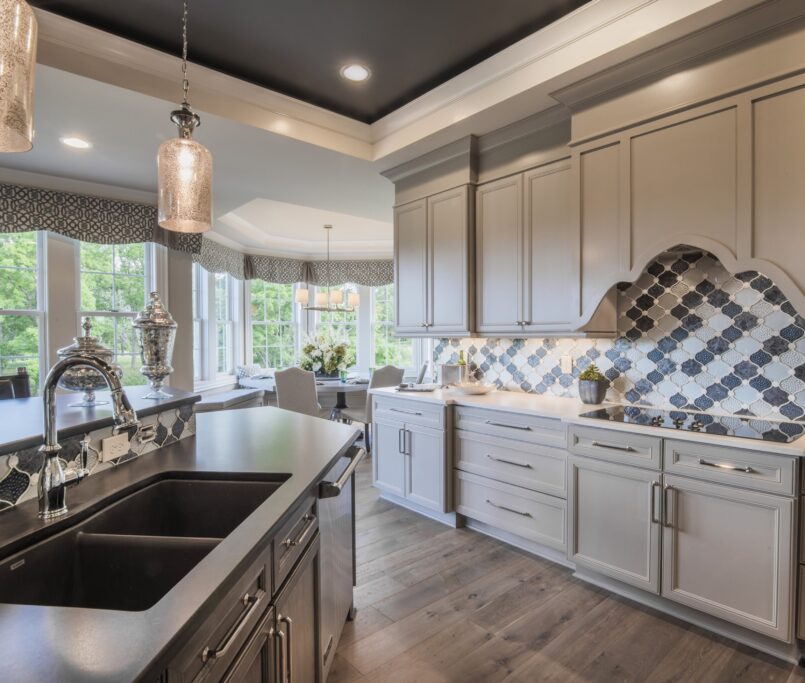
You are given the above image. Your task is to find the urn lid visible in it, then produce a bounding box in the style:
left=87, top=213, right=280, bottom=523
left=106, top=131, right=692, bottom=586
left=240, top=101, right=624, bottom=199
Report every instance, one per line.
left=133, top=292, right=177, bottom=330
left=57, top=317, right=115, bottom=364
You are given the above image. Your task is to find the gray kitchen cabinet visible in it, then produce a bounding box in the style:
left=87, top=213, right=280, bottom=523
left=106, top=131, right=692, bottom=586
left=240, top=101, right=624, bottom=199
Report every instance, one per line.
left=372, top=418, right=406, bottom=498
left=661, top=474, right=795, bottom=642
left=568, top=455, right=661, bottom=593
left=394, top=186, right=472, bottom=337
left=221, top=607, right=277, bottom=683
left=405, top=424, right=447, bottom=512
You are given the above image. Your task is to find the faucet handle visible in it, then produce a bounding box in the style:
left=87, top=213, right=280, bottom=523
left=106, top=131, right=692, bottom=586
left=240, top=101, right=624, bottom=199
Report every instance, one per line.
left=78, top=438, right=91, bottom=476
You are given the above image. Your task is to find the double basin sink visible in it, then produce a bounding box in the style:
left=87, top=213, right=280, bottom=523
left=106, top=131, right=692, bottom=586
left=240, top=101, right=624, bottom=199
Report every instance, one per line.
left=0, top=477, right=285, bottom=612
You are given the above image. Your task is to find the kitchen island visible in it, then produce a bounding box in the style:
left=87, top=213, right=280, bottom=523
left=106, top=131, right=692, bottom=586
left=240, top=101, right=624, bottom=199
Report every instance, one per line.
left=0, top=405, right=361, bottom=682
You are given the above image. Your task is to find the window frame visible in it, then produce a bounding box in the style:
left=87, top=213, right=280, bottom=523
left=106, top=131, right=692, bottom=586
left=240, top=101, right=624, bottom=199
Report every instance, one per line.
left=246, top=280, right=300, bottom=369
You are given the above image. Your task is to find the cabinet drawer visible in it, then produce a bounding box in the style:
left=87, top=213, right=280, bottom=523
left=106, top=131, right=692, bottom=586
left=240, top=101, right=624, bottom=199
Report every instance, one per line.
left=455, top=406, right=565, bottom=448
left=273, top=495, right=318, bottom=591
left=454, top=430, right=566, bottom=498
left=372, top=395, right=445, bottom=429
left=567, top=424, right=661, bottom=470
left=664, top=439, right=796, bottom=496
left=455, top=470, right=566, bottom=550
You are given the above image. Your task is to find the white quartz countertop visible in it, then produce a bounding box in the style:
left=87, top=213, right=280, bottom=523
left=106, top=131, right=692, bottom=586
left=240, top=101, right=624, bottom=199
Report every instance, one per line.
left=370, top=386, right=805, bottom=457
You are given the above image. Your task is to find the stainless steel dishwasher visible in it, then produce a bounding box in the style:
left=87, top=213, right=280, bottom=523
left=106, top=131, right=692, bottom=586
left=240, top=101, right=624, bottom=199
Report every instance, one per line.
left=318, top=444, right=365, bottom=680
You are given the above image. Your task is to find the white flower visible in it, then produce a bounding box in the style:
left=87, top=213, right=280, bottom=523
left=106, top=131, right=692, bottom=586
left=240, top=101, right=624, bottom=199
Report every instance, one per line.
left=312, top=362, right=322, bottom=371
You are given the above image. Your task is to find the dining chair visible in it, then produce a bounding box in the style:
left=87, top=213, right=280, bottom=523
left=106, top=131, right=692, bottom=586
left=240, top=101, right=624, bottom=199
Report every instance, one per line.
left=0, top=368, right=31, bottom=399
left=274, top=367, right=322, bottom=418
left=341, top=365, right=404, bottom=452
left=0, top=380, right=14, bottom=400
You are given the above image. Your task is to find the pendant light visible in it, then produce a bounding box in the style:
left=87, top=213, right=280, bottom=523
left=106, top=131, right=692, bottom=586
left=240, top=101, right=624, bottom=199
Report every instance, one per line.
left=295, top=225, right=360, bottom=312
left=0, top=0, right=37, bottom=152
left=157, top=0, right=212, bottom=233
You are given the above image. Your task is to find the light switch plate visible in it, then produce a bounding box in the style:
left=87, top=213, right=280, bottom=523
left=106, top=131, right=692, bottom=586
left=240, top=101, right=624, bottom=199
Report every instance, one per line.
left=101, top=432, right=130, bottom=462
left=560, top=355, right=573, bottom=374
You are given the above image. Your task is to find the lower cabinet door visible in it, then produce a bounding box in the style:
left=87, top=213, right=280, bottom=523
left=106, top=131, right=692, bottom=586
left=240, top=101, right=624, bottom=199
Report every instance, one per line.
left=372, top=419, right=405, bottom=497
left=222, top=607, right=277, bottom=683
left=661, top=474, right=794, bottom=642
left=406, top=425, right=446, bottom=512
left=568, top=455, right=661, bottom=593
left=275, top=535, right=320, bottom=683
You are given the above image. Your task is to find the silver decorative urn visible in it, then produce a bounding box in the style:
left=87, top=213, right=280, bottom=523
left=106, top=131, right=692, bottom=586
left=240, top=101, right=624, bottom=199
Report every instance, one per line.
left=57, top=318, right=122, bottom=407
left=133, top=291, right=177, bottom=400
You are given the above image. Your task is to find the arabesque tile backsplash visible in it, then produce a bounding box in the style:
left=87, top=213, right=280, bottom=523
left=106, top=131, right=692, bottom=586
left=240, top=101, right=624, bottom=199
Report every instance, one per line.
left=435, top=250, right=805, bottom=420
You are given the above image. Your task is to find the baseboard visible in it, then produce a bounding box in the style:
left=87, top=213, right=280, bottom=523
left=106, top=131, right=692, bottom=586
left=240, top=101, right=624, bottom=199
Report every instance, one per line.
left=377, top=492, right=459, bottom=527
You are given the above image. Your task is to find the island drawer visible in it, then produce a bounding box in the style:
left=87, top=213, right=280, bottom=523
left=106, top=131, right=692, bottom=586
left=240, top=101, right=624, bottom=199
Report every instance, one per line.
left=372, top=395, right=445, bottom=429
left=567, top=424, right=661, bottom=470
left=273, top=494, right=318, bottom=590
left=454, top=430, right=566, bottom=498
left=455, top=406, right=565, bottom=448
left=663, top=439, right=796, bottom=496
left=455, top=470, right=566, bottom=550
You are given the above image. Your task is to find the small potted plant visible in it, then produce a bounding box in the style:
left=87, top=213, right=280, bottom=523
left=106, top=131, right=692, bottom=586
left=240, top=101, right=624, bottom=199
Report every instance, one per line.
left=578, top=363, right=609, bottom=404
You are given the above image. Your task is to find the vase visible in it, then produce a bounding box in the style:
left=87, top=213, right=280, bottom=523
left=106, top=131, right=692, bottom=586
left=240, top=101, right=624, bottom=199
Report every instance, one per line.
left=579, top=379, right=608, bottom=404
left=316, top=369, right=339, bottom=379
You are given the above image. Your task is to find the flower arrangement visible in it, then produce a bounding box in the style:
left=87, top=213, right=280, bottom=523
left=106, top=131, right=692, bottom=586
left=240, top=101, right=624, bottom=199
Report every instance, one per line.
left=299, top=333, right=355, bottom=376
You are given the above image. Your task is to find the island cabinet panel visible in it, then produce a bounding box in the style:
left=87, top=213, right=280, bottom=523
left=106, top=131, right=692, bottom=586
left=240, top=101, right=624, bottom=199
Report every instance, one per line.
left=630, top=106, right=738, bottom=267
left=221, top=607, right=276, bottom=683
left=661, top=474, right=794, bottom=642
left=393, top=198, right=428, bottom=334
left=568, top=455, right=661, bottom=593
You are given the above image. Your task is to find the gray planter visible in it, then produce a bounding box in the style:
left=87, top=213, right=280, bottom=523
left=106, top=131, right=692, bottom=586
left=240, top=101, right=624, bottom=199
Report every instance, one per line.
left=579, top=379, right=608, bottom=404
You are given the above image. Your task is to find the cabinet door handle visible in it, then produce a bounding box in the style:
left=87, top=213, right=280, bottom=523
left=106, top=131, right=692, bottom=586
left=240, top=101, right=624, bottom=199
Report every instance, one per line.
left=275, top=627, right=286, bottom=683
left=279, top=614, right=293, bottom=682
left=698, top=458, right=754, bottom=473
left=485, top=420, right=532, bottom=431
left=398, top=427, right=404, bottom=454
left=650, top=481, right=660, bottom=524
left=319, top=446, right=366, bottom=498
left=404, top=429, right=411, bottom=455
left=663, top=484, right=673, bottom=528
left=486, top=453, right=532, bottom=469
left=390, top=407, right=423, bottom=416
left=485, top=498, right=532, bottom=517
left=591, top=441, right=635, bottom=453
left=201, top=590, right=264, bottom=663
left=282, top=514, right=316, bottom=549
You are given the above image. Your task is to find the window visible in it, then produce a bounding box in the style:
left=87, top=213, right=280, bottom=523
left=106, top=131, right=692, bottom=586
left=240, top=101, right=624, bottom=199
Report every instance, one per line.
left=250, top=281, right=296, bottom=368
left=214, top=273, right=236, bottom=374
left=371, top=283, right=413, bottom=370
left=192, top=265, right=204, bottom=381
left=317, top=285, right=358, bottom=350
left=79, top=242, right=151, bottom=386
left=0, top=232, right=44, bottom=392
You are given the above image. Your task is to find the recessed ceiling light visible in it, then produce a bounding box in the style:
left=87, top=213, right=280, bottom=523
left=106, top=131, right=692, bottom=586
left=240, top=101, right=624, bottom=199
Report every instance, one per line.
left=60, top=136, right=92, bottom=150
left=340, top=64, right=371, bottom=82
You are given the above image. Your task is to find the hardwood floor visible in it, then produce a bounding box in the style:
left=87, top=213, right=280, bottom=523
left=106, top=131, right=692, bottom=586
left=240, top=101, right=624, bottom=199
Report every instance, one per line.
left=332, top=458, right=805, bottom=683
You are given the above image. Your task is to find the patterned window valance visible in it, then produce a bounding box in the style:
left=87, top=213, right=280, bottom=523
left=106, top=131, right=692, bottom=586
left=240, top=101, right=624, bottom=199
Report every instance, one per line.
left=304, top=259, right=393, bottom=287
left=0, top=182, right=201, bottom=254
left=192, top=238, right=245, bottom=279
left=245, top=254, right=307, bottom=284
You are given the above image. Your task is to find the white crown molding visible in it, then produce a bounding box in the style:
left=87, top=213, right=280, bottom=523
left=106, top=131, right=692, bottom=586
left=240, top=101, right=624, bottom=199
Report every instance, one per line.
left=0, top=167, right=157, bottom=204
left=380, top=135, right=476, bottom=184
left=475, top=105, right=569, bottom=155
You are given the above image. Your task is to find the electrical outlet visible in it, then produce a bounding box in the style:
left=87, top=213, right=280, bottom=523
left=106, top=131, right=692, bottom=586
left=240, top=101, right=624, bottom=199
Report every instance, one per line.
left=101, top=432, right=130, bottom=462
left=560, top=355, right=573, bottom=374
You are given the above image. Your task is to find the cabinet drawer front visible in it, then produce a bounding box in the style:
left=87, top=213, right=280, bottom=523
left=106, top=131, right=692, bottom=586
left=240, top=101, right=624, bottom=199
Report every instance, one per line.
left=373, top=396, right=445, bottom=429
left=273, top=496, right=318, bottom=591
left=455, top=406, right=565, bottom=448
left=455, top=430, right=566, bottom=498
left=567, top=424, right=661, bottom=469
left=455, top=470, right=566, bottom=550
left=665, top=439, right=796, bottom=496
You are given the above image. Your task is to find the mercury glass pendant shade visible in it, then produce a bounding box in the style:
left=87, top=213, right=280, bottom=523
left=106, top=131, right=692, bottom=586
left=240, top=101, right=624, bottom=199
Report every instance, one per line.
left=157, top=135, right=212, bottom=233
left=0, top=0, right=37, bottom=153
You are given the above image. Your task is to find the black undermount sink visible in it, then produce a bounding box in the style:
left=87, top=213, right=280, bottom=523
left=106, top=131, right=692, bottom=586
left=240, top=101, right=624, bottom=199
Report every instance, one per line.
left=0, top=477, right=285, bottom=612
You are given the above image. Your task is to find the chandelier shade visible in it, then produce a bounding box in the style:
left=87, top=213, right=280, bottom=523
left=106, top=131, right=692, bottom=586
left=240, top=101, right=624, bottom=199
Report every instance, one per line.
left=157, top=135, right=212, bottom=233
left=0, top=0, right=37, bottom=153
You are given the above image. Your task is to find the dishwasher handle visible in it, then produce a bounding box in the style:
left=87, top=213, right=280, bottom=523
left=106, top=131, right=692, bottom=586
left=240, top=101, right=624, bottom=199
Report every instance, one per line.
left=318, top=446, right=366, bottom=499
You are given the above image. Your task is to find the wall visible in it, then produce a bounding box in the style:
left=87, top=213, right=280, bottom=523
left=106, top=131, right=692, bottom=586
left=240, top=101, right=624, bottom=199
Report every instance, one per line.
left=435, top=250, right=805, bottom=420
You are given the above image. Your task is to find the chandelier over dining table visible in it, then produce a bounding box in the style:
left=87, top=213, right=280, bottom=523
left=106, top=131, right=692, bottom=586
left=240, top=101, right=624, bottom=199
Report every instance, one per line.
left=295, top=225, right=360, bottom=312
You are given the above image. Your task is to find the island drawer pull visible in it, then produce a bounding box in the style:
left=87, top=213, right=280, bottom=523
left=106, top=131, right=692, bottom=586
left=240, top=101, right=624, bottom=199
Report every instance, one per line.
left=282, top=513, right=316, bottom=549
left=591, top=441, right=635, bottom=453
left=484, top=420, right=532, bottom=431
left=279, top=614, right=294, bottom=682
left=201, top=590, right=264, bottom=663
left=698, top=458, right=754, bottom=473
left=485, top=498, right=532, bottom=517
left=275, top=628, right=286, bottom=682
left=486, top=453, right=532, bottom=469
left=319, top=447, right=366, bottom=498
left=390, top=407, right=424, bottom=416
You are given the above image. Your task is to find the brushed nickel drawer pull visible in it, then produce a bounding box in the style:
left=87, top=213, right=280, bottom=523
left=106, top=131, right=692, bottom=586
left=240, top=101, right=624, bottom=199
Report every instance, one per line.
left=650, top=481, right=660, bottom=524
left=485, top=420, right=532, bottom=431
left=390, top=407, right=423, bottom=416
left=279, top=614, right=294, bottom=682
left=201, top=590, right=264, bottom=663
left=485, top=498, right=532, bottom=517
left=282, top=513, right=316, bottom=549
left=698, top=458, right=754, bottom=473
left=486, top=453, right=532, bottom=469
left=591, top=441, right=636, bottom=453
left=275, top=628, right=286, bottom=683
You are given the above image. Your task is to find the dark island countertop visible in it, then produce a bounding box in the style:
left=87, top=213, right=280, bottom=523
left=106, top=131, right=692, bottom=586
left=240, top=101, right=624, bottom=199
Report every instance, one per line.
left=0, top=385, right=201, bottom=455
left=0, top=406, right=360, bottom=682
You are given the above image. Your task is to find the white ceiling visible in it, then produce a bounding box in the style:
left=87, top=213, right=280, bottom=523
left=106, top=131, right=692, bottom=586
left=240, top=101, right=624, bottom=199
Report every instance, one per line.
left=0, top=65, right=394, bottom=257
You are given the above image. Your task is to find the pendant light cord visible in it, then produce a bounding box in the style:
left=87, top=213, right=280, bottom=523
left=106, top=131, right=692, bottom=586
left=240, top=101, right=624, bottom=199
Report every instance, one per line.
left=180, top=0, right=190, bottom=106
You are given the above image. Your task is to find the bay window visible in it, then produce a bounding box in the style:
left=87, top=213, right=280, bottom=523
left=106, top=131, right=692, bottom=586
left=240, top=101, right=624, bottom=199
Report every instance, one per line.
left=371, top=283, right=414, bottom=370
left=316, top=284, right=358, bottom=351
left=249, top=280, right=297, bottom=368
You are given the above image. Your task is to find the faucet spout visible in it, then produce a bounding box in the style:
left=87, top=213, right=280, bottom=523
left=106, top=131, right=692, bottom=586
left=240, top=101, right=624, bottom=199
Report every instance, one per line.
left=38, top=354, right=140, bottom=520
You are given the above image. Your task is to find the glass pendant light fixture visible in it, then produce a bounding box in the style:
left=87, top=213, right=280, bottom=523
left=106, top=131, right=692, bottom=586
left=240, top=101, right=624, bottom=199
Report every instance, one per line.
left=157, top=0, right=212, bottom=233
left=295, top=225, right=360, bottom=312
left=0, top=0, right=37, bottom=152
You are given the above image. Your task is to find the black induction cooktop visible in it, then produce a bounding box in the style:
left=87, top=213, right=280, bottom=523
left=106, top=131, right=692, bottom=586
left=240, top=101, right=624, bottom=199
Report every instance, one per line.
left=579, top=405, right=805, bottom=443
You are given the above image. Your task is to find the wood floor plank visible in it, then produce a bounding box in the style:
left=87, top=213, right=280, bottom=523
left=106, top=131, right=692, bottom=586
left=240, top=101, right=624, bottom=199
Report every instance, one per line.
left=338, top=606, right=395, bottom=648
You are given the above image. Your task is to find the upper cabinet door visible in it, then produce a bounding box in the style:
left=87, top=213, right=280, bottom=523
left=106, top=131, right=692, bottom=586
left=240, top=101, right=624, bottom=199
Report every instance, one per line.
left=427, top=186, right=472, bottom=336
left=394, top=199, right=428, bottom=335
left=522, top=160, right=578, bottom=331
left=476, top=175, right=523, bottom=335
